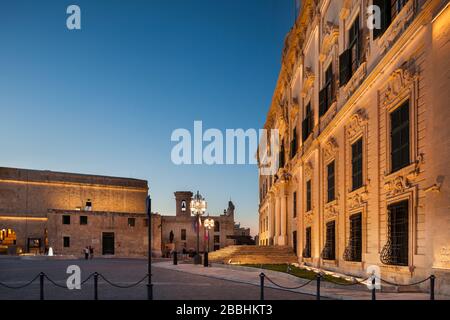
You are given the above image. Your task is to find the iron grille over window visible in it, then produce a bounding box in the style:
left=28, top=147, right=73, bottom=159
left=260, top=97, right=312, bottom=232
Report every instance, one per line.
left=303, top=227, right=312, bottom=258
left=327, top=161, right=336, bottom=202
left=381, top=201, right=409, bottom=266
left=343, top=213, right=362, bottom=261
left=321, top=221, right=336, bottom=260
left=391, top=101, right=410, bottom=172
left=293, top=191, right=297, bottom=218
left=302, top=103, right=313, bottom=142
left=351, top=138, right=363, bottom=190
left=319, top=65, right=335, bottom=116
left=306, top=180, right=312, bottom=212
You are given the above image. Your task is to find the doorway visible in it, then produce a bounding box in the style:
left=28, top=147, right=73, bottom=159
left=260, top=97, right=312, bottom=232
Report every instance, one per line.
left=102, top=232, right=115, bottom=255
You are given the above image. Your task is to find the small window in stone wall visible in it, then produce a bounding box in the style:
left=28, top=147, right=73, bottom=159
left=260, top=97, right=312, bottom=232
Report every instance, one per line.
left=181, top=229, right=187, bottom=241
left=80, top=216, right=88, bottom=225
left=62, top=215, right=71, bottom=225
left=214, top=235, right=220, bottom=243
left=128, top=218, right=136, bottom=227
left=144, top=218, right=149, bottom=227
left=63, top=236, right=70, bottom=247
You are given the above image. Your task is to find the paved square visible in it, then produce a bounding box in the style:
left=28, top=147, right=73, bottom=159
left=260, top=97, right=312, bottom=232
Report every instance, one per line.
left=0, top=257, right=316, bottom=300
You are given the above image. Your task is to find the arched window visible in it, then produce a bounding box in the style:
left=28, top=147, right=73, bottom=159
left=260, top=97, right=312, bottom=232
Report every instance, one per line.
left=181, top=200, right=186, bottom=212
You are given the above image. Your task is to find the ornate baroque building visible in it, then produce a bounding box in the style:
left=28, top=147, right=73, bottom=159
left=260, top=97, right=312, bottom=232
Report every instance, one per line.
left=258, top=0, right=450, bottom=294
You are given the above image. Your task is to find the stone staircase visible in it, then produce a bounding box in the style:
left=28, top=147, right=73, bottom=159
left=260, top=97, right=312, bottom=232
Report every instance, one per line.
left=208, top=245, right=298, bottom=265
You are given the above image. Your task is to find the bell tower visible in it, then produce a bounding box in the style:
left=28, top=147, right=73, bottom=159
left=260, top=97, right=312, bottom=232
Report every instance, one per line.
left=174, top=191, right=193, bottom=217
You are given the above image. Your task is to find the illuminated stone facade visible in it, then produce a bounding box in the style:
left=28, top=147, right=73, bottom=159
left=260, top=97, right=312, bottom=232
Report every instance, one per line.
left=0, top=167, right=161, bottom=257
left=258, top=0, right=450, bottom=294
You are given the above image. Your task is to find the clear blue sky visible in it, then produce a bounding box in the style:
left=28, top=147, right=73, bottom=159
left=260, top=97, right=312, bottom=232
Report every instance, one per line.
left=0, top=0, right=296, bottom=235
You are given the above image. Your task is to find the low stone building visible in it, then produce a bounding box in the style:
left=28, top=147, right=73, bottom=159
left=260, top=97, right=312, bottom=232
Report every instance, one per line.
left=0, top=167, right=161, bottom=257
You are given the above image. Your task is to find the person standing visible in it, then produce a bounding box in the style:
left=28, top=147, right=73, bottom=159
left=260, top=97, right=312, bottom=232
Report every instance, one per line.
left=89, top=246, right=94, bottom=259
left=84, top=246, right=89, bottom=260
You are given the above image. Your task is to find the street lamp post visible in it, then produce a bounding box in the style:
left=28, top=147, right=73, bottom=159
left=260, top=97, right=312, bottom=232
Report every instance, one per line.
left=190, top=191, right=207, bottom=265
left=146, top=196, right=153, bottom=300
left=204, top=217, right=215, bottom=253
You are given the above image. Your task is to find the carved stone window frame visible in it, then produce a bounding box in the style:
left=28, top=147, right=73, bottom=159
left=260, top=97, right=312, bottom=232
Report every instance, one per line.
left=345, top=109, right=369, bottom=200
left=381, top=63, right=419, bottom=177
left=344, top=204, right=367, bottom=265
left=323, top=137, right=339, bottom=222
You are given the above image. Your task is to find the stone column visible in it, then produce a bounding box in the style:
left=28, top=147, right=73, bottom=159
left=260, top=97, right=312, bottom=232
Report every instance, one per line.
left=279, top=191, right=287, bottom=246
left=274, top=195, right=280, bottom=245
left=268, top=197, right=275, bottom=246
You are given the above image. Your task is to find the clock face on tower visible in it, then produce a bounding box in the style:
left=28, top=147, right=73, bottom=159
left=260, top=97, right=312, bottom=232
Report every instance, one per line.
left=181, top=200, right=186, bottom=212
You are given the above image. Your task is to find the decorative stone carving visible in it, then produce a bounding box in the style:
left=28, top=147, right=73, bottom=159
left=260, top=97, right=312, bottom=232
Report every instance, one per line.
left=346, top=109, right=368, bottom=140
left=323, top=137, right=338, bottom=161
left=320, top=22, right=339, bottom=62
left=348, top=191, right=368, bottom=210
left=324, top=201, right=338, bottom=220
left=304, top=161, right=313, bottom=179
left=301, top=67, right=315, bottom=98
left=305, top=212, right=314, bottom=225
left=343, top=62, right=367, bottom=100
left=384, top=175, right=411, bottom=197
left=382, top=61, right=418, bottom=107
left=339, top=0, right=352, bottom=20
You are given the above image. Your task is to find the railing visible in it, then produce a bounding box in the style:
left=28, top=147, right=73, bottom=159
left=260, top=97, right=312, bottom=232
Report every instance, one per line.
left=258, top=272, right=436, bottom=301
left=0, top=272, right=149, bottom=300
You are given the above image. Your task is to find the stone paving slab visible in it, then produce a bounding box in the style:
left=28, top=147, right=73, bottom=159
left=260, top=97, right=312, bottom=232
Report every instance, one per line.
left=154, top=261, right=448, bottom=300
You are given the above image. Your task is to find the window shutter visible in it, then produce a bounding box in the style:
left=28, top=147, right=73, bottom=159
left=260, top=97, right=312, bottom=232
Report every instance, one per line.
left=302, top=117, right=309, bottom=141
left=373, top=0, right=392, bottom=39
left=331, top=73, right=336, bottom=102
left=339, top=49, right=350, bottom=86
left=319, top=87, right=326, bottom=116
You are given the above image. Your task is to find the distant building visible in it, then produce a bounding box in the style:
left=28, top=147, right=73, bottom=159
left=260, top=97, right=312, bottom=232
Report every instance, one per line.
left=160, top=193, right=238, bottom=254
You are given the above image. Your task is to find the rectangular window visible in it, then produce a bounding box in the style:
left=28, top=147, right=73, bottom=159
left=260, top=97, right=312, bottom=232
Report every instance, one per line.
left=322, top=221, right=336, bottom=260
left=349, top=17, right=360, bottom=76
left=391, top=101, right=410, bottom=172
left=128, top=218, right=135, bottom=227
left=279, top=141, right=286, bottom=168
left=80, top=216, right=88, bottom=225
left=214, top=235, right=220, bottom=244
left=302, top=103, right=313, bottom=142
left=303, top=227, right=312, bottom=258
left=293, top=191, right=297, bottom=218
left=144, top=218, right=149, bottom=227
left=63, top=236, right=70, bottom=248
left=290, top=127, right=298, bottom=159
left=345, top=213, right=362, bottom=262
left=339, top=17, right=361, bottom=86
left=181, top=229, right=186, bottom=241
left=327, top=161, right=335, bottom=202
left=382, top=201, right=409, bottom=266
left=320, top=65, right=335, bottom=116
left=62, top=215, right=71, bottom=225
left=306, top=180, right=312, bottom=212
left=351, top=138, right=363, bottom=190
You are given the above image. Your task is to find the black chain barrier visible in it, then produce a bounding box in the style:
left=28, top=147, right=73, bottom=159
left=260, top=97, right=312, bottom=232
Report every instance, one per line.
left=0, top=274, right=41, bottom=289
left=98, top=273, right=149, bottom=289
left=259, top=272, right=436, bottom=301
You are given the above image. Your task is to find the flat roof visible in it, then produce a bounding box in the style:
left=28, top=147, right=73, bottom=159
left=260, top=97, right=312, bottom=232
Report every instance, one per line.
left=0, top=167, right=148, bottom=189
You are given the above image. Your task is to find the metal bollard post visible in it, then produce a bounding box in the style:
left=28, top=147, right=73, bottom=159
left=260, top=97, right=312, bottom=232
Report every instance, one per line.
left=39, top=273, right=45, bottom=300
left=316, top=274, right=321, bottom=300
left=204, top=252, right=208, bottom=267
left=259, top=273, right=265, bottom=301
left=94, top=273, right=99, bottom=300
left=430, top=275, right=435, bottom=301
left=371, top=277, right=376, bottom=301
left=173, top=251, right=178, bottom=265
